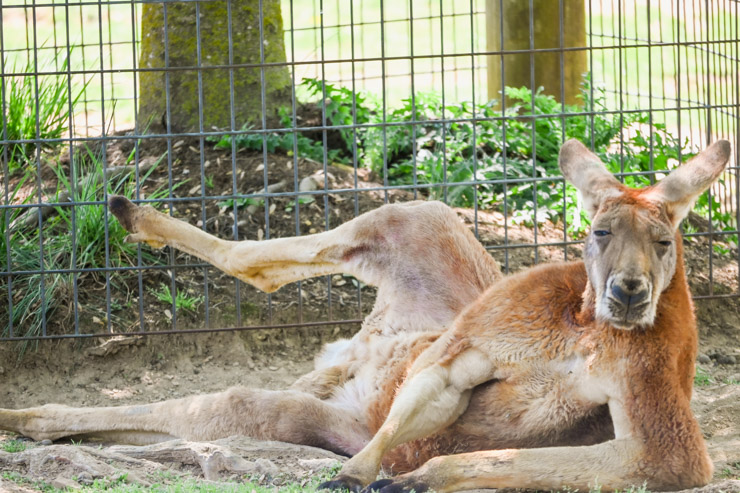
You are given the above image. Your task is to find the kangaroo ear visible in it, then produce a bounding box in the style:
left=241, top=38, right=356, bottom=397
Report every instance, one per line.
left=559, top=139, right=622, bottom=218
left=647, top=140, right=732, bottom=227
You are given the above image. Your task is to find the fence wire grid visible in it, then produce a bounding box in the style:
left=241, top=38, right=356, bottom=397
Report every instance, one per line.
left=1, top=0, right=739, bottom=342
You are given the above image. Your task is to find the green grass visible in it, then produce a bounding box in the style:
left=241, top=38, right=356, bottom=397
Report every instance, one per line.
left=1, top=439, right=29, bottom=453
left=149, top=283, right=204, bottom=314
left=1, top=471, right=56, bottom=492
left=50, top=145, right=168, bottom=269
left=282, top=0, right=487, bottom=105
left=695, top=366, right=715, bottom=386
left=1, top=144, right=169, bottom=340
left=0, top=465, right=689, bottom=493
left=589, top=2, right=738, bottom=131
left=2, top=2, right=142, bottom=132
left=71, top=465, right=343, bottom=492
left=0, top=170, right=69, bottom=343
left=2, top=49, right=84, bottom=171
left=719, top=461, right=740, bottom=480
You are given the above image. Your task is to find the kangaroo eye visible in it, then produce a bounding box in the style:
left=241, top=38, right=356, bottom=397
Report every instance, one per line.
left=593, top=230, right=611, bottom=237
left=657, top=240, right=672, bottom=247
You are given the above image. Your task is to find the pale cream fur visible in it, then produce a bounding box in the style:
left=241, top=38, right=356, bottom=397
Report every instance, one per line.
left=0, top=139, right=732, bottom=493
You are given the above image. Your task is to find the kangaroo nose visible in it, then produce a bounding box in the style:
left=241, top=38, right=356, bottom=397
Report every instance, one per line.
left=623, top=278, right=641, bottom=292
left=611, top=281, right=649, bottom=306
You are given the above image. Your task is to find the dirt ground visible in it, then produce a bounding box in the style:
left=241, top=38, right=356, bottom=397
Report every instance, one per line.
left=1, top=139, right=739, bottom=491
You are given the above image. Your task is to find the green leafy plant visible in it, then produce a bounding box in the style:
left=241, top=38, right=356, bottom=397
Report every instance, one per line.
left=284, top=195, right=315, bottom=212
left=211, top=107, right=345, bottom=165
left=214, top=75, right=734, bottom=239
left=302, top=77, right=374, bottom=151
left=2, top=49, right=86, bottom=171
left=217, top=196, right=263, bottom=210
left=149, top=283, right=204, bottom=313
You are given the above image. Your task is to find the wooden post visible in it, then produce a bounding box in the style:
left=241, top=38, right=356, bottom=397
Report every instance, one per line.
left=486, top=0, right=587, bottom=106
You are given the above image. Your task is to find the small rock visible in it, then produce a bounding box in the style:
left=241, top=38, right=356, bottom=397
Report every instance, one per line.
left=697, top=353, right=711, bottom=364
left=254, top=458, right=279, bottom=475
left=40, top=439, right=52, bottom=446
left=51, top=476, right=81, bottom=490
left=76, top=472, right=94, bottom=485
left=299, top=176, right=319, bottom=193
left=0, top=366, right=4, bottom=375
left=268, top=366, right=279, bottom=371
left=716, top=354, right=737, bottom=365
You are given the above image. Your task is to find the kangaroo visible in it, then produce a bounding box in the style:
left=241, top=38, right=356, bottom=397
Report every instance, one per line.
left=0, top=139, right=731, bottom=492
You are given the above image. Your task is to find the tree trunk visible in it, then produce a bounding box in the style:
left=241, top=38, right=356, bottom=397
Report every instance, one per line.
left=138, top=0, right=291, bottom=132
left=486, top=0, right=587, bottom=107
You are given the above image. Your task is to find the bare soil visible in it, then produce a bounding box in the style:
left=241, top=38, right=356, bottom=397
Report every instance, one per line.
left=1, top=139, right=739, bottom=491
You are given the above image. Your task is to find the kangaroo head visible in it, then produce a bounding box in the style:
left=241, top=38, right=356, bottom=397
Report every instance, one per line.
left=559, top=139, right=731, bottom=330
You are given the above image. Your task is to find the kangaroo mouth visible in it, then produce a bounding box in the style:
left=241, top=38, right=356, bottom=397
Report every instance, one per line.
left=603, top=298, right=652, bottom=329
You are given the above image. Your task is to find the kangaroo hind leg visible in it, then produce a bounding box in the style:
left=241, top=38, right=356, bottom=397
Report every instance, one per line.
left=0, top=387, right=370, bottom=455
left=109, top=197, right=501, bottom=323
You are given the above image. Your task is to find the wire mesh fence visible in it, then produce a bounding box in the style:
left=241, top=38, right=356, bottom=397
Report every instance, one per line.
left=1, top=0, right=738, bottom=342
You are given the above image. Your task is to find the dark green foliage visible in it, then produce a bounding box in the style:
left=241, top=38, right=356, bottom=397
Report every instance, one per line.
left=302, top=77, right=373, bottom=152
left=211, top=105, right=345, bottom=164
left=213, top=76, right=733, bottom=239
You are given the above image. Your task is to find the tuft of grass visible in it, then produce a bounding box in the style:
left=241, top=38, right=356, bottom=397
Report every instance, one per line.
left=149, top=283, right=204, bottom=314
left=1, top=439, right=28, bottom=453
left=1, top=144, right=170, bottom=340
left=2, top=49, right=86, bottom=172
left=50, top=145, right=169, bottom=269
left=0, top=170, right=69, bottom=343
left=719, top=461, right=740, bottom=479
left=1, top=471, right=55, bottom=492
left=694, top=366, right=715, bottom=386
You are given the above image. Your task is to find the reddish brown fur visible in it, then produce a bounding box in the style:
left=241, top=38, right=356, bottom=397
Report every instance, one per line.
left=367, top=334, right=440, bottom=435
